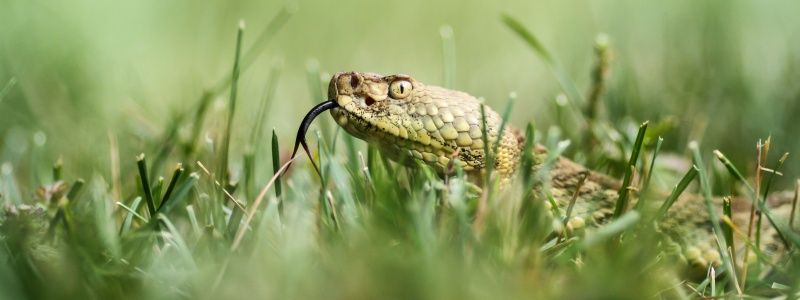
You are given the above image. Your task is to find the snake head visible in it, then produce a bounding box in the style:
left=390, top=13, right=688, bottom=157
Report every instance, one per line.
left=327, top=71, right=521, bottom=176
left=328, top=72, right=421, bottom=145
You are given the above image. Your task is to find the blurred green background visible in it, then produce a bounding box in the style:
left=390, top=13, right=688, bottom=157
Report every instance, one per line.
left=2, top=1, right=800, bottom=299
left=2, top=0, right=799, bottom=183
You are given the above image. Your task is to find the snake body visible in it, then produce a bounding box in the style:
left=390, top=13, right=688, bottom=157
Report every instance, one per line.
left=320, top=71, right=796, bottom=273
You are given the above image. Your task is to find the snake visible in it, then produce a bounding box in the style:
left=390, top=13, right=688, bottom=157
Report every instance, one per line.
left=293, top=71, right=798, bottom=276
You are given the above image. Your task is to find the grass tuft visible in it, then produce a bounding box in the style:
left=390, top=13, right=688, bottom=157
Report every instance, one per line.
left=692, top=142, right=741, bottom=294
left=714, top=149, right=798, bottom=247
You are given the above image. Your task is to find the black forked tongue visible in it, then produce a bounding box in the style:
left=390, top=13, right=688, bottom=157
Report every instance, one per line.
left=290, top=99, right=338, bottom=177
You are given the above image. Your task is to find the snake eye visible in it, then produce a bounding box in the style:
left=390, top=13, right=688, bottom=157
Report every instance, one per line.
left=389, top=80, right=413, bottom=99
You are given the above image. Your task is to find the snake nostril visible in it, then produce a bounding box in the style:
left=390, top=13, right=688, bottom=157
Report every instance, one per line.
left=349, top=75, right=361, bottom=89
left=364, top=96, right=375, bottom=106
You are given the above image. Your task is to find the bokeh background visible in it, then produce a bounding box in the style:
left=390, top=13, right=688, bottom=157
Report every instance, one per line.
left=2, top=0, right=799, bottom=184
left=2, top=1, right=800, bottom=299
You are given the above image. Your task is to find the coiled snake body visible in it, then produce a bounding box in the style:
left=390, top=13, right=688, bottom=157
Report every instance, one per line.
left=295, top=71, right=797, bottom=274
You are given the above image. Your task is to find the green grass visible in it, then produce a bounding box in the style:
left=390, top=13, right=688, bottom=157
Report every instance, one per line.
left=1, top=1, right=800, bottom=299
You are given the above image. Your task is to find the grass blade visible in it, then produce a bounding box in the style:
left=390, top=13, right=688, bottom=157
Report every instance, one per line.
left=722, top=197, right=734, bottom=250
left=210, top=6, right=294, bottom=94
left=501, top=14, right=584, bottom=117
left=158, top=164, right=185, bottom=211
left=218, top=21, right=245, bottom=194
left=581, top=211, right=640, bottom=249
left=791, top=179, right=799, bottom=230
left=613, top=121, right=648, bottom=218
left=641, top=136, right=664, bottom=195
left=563, top=171, right=589, bottom=229
left=158, top=173, right=199, bottom=214
left=151, top=177, right=164, bottom=206
left=118, top=197, right=144, bottom=235
left=691, top=142, right=741, bottom=294
left=231, top=158, right=295, bottom=251
left=656, top=166, right=698, bottom=220
left=305, top=59, right=331, bottom=140
left=186, top=205, right=201, bottom=235
left=250, top=61, right=283, bottom=151
left=520, top=121, right=537, bottom=185
left=65, top=179, right=84, bottom=203
left=501, top=14, right=553, bottom=63
left=181, top=7, right=294, bottom=160
left=585, top=33, right=610, bottom=124
left=0, top=77, right=16, bottom=103
left=714, top=150, right=798, bottom=247
left=757, top=152, right=788, bottom=248
left=156, top=214, right=197, bottom=268
left=440, top=25, right=456, bottom=89
left=118, top=201, right=146, bottom=223
left=52, top=158, right=63, bottom=182
left=271, top=129, right=283, bottom=199
left=136, top=154, right=156, bottom=217
left=479, top=104, right=492, bottom=179
left=491, top=93, right=516, bottom=179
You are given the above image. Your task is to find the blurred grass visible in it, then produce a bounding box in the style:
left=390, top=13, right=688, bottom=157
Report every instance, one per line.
left=1, top=0, right=800, bottom=299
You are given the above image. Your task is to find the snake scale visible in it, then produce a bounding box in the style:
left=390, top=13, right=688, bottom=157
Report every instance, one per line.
left=294, top=71, right=798, bottom=275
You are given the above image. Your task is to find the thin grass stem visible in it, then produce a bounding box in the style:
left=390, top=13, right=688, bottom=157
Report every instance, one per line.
left=0, top=77, right=16, bottom=103
left=656, top=166, right=698, bottom=220
left=137, top=154, right=157, bottom=217
left=440, top=25, right=456, bottom=89
left=218, top=21, right=245, bottom=193
left=501, top=14, right=585, bottom=126
left=158, top=164, right=184, bottom=211
left=613, top=121, right=648, bottom=218
left=271, top=129, right=283, bottom=199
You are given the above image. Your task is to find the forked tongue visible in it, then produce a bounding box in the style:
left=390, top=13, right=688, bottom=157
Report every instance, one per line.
left=290, top=99, right=338, bottom=177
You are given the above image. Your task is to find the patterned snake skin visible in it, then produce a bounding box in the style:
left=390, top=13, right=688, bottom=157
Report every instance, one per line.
left=323, top=71, right=797, bottom=272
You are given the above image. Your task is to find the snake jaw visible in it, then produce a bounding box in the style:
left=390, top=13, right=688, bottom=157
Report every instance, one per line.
left=335, top=94, right=354, bottom=107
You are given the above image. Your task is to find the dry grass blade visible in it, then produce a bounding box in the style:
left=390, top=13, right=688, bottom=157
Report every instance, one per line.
left=196, top=161, right=246, bottom=212
left=714, top=149, right=798, bottom=248
left=231, top=157, right=295, bottom=251
left=559, top=171, right=589, bottom=242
